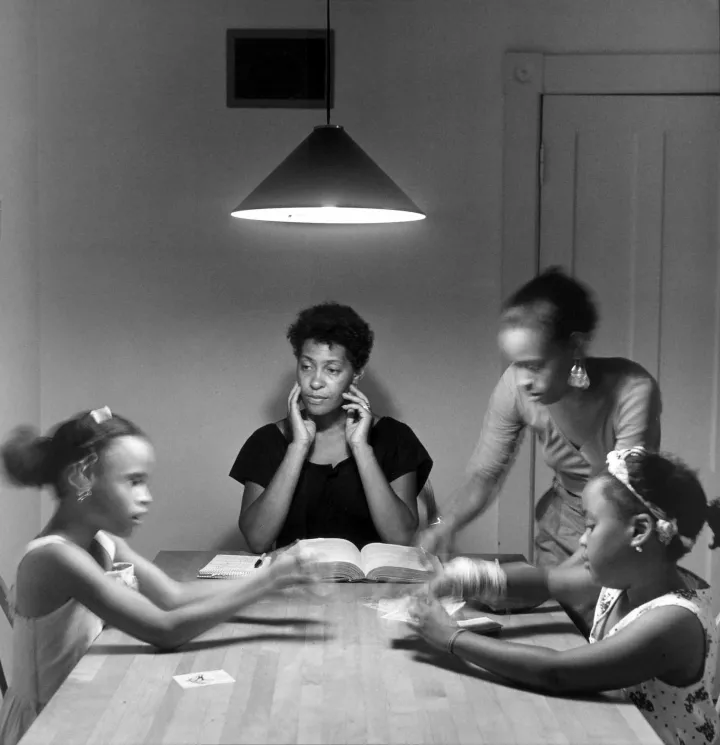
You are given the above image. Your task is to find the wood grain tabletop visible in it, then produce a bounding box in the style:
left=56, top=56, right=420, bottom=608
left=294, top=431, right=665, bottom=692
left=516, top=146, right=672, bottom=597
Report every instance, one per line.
left=19, top=551, right=662, bottom=745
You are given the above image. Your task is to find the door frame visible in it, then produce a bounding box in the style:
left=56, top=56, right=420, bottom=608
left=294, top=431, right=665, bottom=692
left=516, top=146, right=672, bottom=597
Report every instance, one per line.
left=499, top=52, right=720, bottom=562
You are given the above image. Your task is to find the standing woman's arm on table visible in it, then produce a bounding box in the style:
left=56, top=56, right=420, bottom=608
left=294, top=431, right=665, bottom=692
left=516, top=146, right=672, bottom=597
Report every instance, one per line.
left=416, top=370, right=525, bottom=556
left=236, top=384, right=315, bottom=553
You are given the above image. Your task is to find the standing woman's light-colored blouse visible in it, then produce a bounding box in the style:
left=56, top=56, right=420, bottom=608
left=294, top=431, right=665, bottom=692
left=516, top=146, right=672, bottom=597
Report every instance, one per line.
left=468, top=357, right=662, bottom=496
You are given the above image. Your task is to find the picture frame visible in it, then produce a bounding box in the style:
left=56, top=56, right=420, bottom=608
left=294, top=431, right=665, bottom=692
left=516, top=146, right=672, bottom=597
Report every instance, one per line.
left=226, top=29, right=334, bottom=109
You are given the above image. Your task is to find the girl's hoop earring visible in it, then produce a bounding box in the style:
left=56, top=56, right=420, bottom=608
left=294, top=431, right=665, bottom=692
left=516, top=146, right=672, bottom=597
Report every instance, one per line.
left=78, top=489, right=92, bottom=503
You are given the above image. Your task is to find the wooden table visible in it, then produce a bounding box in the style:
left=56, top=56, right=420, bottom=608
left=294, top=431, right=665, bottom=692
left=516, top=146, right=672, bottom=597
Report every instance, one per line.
left=20, top=551, right=662, bottom=745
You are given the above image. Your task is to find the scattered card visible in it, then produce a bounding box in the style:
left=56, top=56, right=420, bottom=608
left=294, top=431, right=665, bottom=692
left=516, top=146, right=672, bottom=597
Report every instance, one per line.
left=457, top=616, right=503, bottom=634
left=173, top=669, right=236, bottom=689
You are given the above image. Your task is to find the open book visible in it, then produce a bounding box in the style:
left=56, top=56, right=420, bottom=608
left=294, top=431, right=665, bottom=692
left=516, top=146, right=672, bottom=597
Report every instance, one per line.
left=297, top=538, right=434, bottom=582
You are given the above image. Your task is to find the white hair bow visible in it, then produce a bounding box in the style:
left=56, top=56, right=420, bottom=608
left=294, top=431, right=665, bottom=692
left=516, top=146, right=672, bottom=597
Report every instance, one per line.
left=89, top=406, right=112, bottom=424
left=605, top=448, right=694, bottom=550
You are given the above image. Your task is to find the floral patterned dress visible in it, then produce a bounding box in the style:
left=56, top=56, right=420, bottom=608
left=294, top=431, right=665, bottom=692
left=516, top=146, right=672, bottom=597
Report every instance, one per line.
left=589, top=569, right=719, bottom=745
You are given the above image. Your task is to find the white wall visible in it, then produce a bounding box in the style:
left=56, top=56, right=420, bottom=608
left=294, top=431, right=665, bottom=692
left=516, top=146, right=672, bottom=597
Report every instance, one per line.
left=35, top=0, right=716, bottom=560
left=0, top=0, right=39, bottom=678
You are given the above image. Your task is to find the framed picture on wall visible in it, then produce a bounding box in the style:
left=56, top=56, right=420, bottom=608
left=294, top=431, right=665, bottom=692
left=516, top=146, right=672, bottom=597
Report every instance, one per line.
left=226, top=29, right=334, bottom=109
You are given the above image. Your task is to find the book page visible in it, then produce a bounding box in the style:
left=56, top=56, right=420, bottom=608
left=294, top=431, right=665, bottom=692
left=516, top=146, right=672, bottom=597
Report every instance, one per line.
left=298, top=538, right=363, bottom=570
left=359, top=543, right=431, bottom=575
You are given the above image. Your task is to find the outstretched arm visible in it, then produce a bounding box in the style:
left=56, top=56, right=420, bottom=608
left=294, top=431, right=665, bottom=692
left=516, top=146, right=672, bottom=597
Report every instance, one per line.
left=429, top=554, right=600, bottom=610
left=113, top=537, right=275, bottom=610
left=408, top=596, right=702, bottom=693
left=22, top=541, right=316, bottom=650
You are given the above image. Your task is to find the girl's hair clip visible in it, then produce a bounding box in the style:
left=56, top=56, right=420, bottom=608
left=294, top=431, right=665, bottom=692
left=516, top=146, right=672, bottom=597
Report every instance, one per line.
left=89, top=406, right=112, bottom=424
left=606, top=448, right=646, bottom=501
left=606, top=447, right=695, bottom=549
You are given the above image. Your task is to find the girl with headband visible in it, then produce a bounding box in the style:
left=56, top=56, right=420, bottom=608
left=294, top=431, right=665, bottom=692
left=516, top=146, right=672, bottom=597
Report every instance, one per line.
left=409, top=448, right=720, bottom=745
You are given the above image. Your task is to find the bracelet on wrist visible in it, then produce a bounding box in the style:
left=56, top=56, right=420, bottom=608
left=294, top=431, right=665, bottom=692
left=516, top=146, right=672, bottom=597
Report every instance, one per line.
left=446, top=628, right=467, bottom=655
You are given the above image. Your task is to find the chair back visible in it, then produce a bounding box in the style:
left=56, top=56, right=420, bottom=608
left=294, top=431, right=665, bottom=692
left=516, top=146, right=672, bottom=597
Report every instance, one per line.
left=0, top=573, right=11, bottom=696
left=417, top=479, right=440, bottom=530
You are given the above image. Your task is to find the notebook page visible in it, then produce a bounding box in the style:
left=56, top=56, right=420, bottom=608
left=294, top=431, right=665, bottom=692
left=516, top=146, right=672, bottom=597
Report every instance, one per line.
left=197, top=554, right=261, bottom=578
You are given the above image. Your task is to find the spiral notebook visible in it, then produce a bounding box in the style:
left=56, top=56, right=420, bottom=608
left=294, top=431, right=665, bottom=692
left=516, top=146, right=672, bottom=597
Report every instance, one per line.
left=197, top=554, right=262, bottom=579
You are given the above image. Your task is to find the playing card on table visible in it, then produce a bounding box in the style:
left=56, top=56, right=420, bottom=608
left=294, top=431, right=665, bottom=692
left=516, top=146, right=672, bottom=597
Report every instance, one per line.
left=173, top=669, right=236, bottom=689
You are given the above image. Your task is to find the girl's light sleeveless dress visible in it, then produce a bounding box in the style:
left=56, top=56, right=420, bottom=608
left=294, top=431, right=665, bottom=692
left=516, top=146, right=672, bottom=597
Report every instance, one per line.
left=0, top=531, right=136, bottom=745
left=589, top=569, right=720, bottom=745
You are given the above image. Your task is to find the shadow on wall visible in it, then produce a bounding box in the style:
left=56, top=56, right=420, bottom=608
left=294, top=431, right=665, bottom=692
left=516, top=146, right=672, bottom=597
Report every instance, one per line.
left=213, top=369, right=403, bottom=552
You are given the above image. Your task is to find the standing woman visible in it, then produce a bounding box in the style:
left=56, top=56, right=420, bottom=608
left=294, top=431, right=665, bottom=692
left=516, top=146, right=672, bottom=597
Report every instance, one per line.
left=232, top=302, right=433, bottom=553
left=417, top=267, right=661, bottom=633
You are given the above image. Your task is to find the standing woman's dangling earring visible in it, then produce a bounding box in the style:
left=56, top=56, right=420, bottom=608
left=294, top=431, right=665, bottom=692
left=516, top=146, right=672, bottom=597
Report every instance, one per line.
left=568, top=358, right=590, bottom=389
left=568, top=333, right=591, bottom=389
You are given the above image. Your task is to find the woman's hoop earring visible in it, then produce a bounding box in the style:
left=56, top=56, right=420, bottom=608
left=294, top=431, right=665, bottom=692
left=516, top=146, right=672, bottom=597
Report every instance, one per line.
left=568, top=359, right=590, bottom=389
left=78, top=489, right=92, bottom=503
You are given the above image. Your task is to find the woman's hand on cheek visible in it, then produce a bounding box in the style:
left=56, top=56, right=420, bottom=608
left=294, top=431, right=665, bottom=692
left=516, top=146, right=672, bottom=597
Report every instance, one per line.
left=406, top=596, right=459, bottom=651
left=288, top=383, right=316, bottom=451
left=343, top=384, right=372, bottom=450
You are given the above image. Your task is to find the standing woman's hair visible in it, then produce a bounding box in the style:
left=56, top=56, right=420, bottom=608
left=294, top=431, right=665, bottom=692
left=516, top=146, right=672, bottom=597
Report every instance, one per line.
left=500, top=267, right=599, bottom=344
left=601, top=448, right=720, bottom=562
left=287, top=301, right=375, bottom=372
left=1, top=409, right=145, bottom=494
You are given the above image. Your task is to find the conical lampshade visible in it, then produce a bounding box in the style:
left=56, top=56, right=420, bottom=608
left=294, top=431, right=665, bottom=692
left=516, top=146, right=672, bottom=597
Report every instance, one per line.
left=231, top=125, right=425, bottom=224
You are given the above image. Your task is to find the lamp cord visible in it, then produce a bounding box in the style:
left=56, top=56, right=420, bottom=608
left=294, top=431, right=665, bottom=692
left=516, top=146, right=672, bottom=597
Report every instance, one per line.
left=325, top=0, right=331, bottom=125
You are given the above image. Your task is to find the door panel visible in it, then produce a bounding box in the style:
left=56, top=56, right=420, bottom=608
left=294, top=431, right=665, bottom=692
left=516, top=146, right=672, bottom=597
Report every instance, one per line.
left=506, top=95, right=720, bottom=596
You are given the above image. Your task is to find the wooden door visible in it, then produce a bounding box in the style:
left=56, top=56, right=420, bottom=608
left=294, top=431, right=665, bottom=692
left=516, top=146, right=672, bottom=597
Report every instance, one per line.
left=518, top=95, right=720, bottom=602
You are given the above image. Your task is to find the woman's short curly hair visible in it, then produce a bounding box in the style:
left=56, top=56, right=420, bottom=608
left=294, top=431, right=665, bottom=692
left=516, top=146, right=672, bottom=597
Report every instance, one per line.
left=287, top=302, right=374, bottom=371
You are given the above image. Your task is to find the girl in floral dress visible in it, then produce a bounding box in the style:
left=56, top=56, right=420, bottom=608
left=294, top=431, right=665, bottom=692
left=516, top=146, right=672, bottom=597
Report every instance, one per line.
left=409, top=447, right=720, bottom=745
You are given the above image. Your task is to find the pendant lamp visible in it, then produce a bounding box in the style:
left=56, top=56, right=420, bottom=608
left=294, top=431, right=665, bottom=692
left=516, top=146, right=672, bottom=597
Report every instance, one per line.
left=231, top=1, right=425, bottom=224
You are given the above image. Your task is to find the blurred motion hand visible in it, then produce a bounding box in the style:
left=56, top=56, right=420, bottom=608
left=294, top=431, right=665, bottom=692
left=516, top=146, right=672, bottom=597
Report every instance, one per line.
left=415, top=520, right=454, bottom=563
left=269, top=542, right=322, bottom=590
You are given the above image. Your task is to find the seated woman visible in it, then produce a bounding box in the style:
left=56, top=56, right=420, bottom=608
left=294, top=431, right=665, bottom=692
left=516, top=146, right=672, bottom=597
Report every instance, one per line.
left=231, top=302, right=433, bottom=552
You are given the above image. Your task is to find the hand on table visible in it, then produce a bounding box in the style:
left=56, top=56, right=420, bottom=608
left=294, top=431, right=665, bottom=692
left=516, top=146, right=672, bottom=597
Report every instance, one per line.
left=288, top=383, right=316, bottom=451
left=342, top=384, right=373, bottom=450
left=406, top=595, right=460, bottom=651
